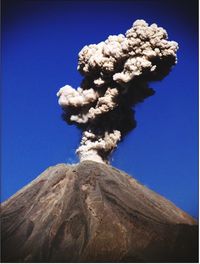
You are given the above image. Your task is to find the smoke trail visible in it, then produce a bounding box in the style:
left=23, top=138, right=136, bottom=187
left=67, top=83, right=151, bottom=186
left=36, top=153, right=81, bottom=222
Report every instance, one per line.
left=57, top=20, right=178, bottom=164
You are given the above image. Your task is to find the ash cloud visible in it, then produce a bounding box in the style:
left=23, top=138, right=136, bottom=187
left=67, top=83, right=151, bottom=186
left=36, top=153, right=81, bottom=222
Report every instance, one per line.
left=57, top=20, right=178, bottom=164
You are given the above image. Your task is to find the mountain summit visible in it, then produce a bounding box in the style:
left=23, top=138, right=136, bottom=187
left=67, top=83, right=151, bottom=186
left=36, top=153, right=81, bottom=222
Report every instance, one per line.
left=1, top=161, right=198, bottom=262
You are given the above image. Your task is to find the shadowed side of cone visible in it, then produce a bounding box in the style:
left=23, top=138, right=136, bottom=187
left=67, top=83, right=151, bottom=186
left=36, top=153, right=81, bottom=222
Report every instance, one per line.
left=1, top=161, right=198, bottom=262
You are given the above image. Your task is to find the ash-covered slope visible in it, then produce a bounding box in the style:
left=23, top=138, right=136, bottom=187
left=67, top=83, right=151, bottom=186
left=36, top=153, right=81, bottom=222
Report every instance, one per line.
left=1, top=161, right=198, bottom=262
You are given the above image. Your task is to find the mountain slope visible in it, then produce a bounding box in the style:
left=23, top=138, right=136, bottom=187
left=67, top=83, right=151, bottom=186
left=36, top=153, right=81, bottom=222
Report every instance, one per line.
left=1, top=161, right=198, bottom=262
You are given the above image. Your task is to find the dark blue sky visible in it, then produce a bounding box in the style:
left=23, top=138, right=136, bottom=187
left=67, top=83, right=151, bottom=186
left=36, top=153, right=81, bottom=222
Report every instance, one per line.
left=2, top=0, right=198, bottom=218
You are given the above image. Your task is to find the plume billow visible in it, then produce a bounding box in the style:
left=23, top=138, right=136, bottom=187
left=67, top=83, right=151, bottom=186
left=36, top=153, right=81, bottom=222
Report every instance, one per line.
left=57, top=19, right=178, bottom=163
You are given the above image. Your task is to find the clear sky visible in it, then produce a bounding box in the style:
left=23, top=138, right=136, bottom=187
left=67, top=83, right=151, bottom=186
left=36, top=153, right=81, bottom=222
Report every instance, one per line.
left=2, top=0, right=198, bottom=218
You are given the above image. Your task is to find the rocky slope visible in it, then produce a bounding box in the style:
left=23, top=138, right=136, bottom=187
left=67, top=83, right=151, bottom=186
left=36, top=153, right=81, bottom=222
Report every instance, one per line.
left=1, top=161, right=198, bottom=262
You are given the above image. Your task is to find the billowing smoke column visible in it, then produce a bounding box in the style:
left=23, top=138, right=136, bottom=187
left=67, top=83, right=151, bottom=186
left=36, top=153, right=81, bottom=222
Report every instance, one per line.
left=57, top=20, right=178, bottom=164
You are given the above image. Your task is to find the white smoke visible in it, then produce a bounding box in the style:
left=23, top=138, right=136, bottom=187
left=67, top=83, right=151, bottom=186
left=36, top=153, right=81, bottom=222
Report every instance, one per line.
left=57, top=19, right=178, bottom=164
left=57, top=85, right=99, bottom=108
left=76, top=130, right=121, bottom=163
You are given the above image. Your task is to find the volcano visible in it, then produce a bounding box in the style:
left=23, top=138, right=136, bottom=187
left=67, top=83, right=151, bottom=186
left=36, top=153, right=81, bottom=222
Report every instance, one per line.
left=1, top=161, right=198, bottom=262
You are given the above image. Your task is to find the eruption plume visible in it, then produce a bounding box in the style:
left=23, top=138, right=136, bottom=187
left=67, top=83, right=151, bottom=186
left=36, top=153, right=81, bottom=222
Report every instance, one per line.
left=57, top=20, right=178, bottom=164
